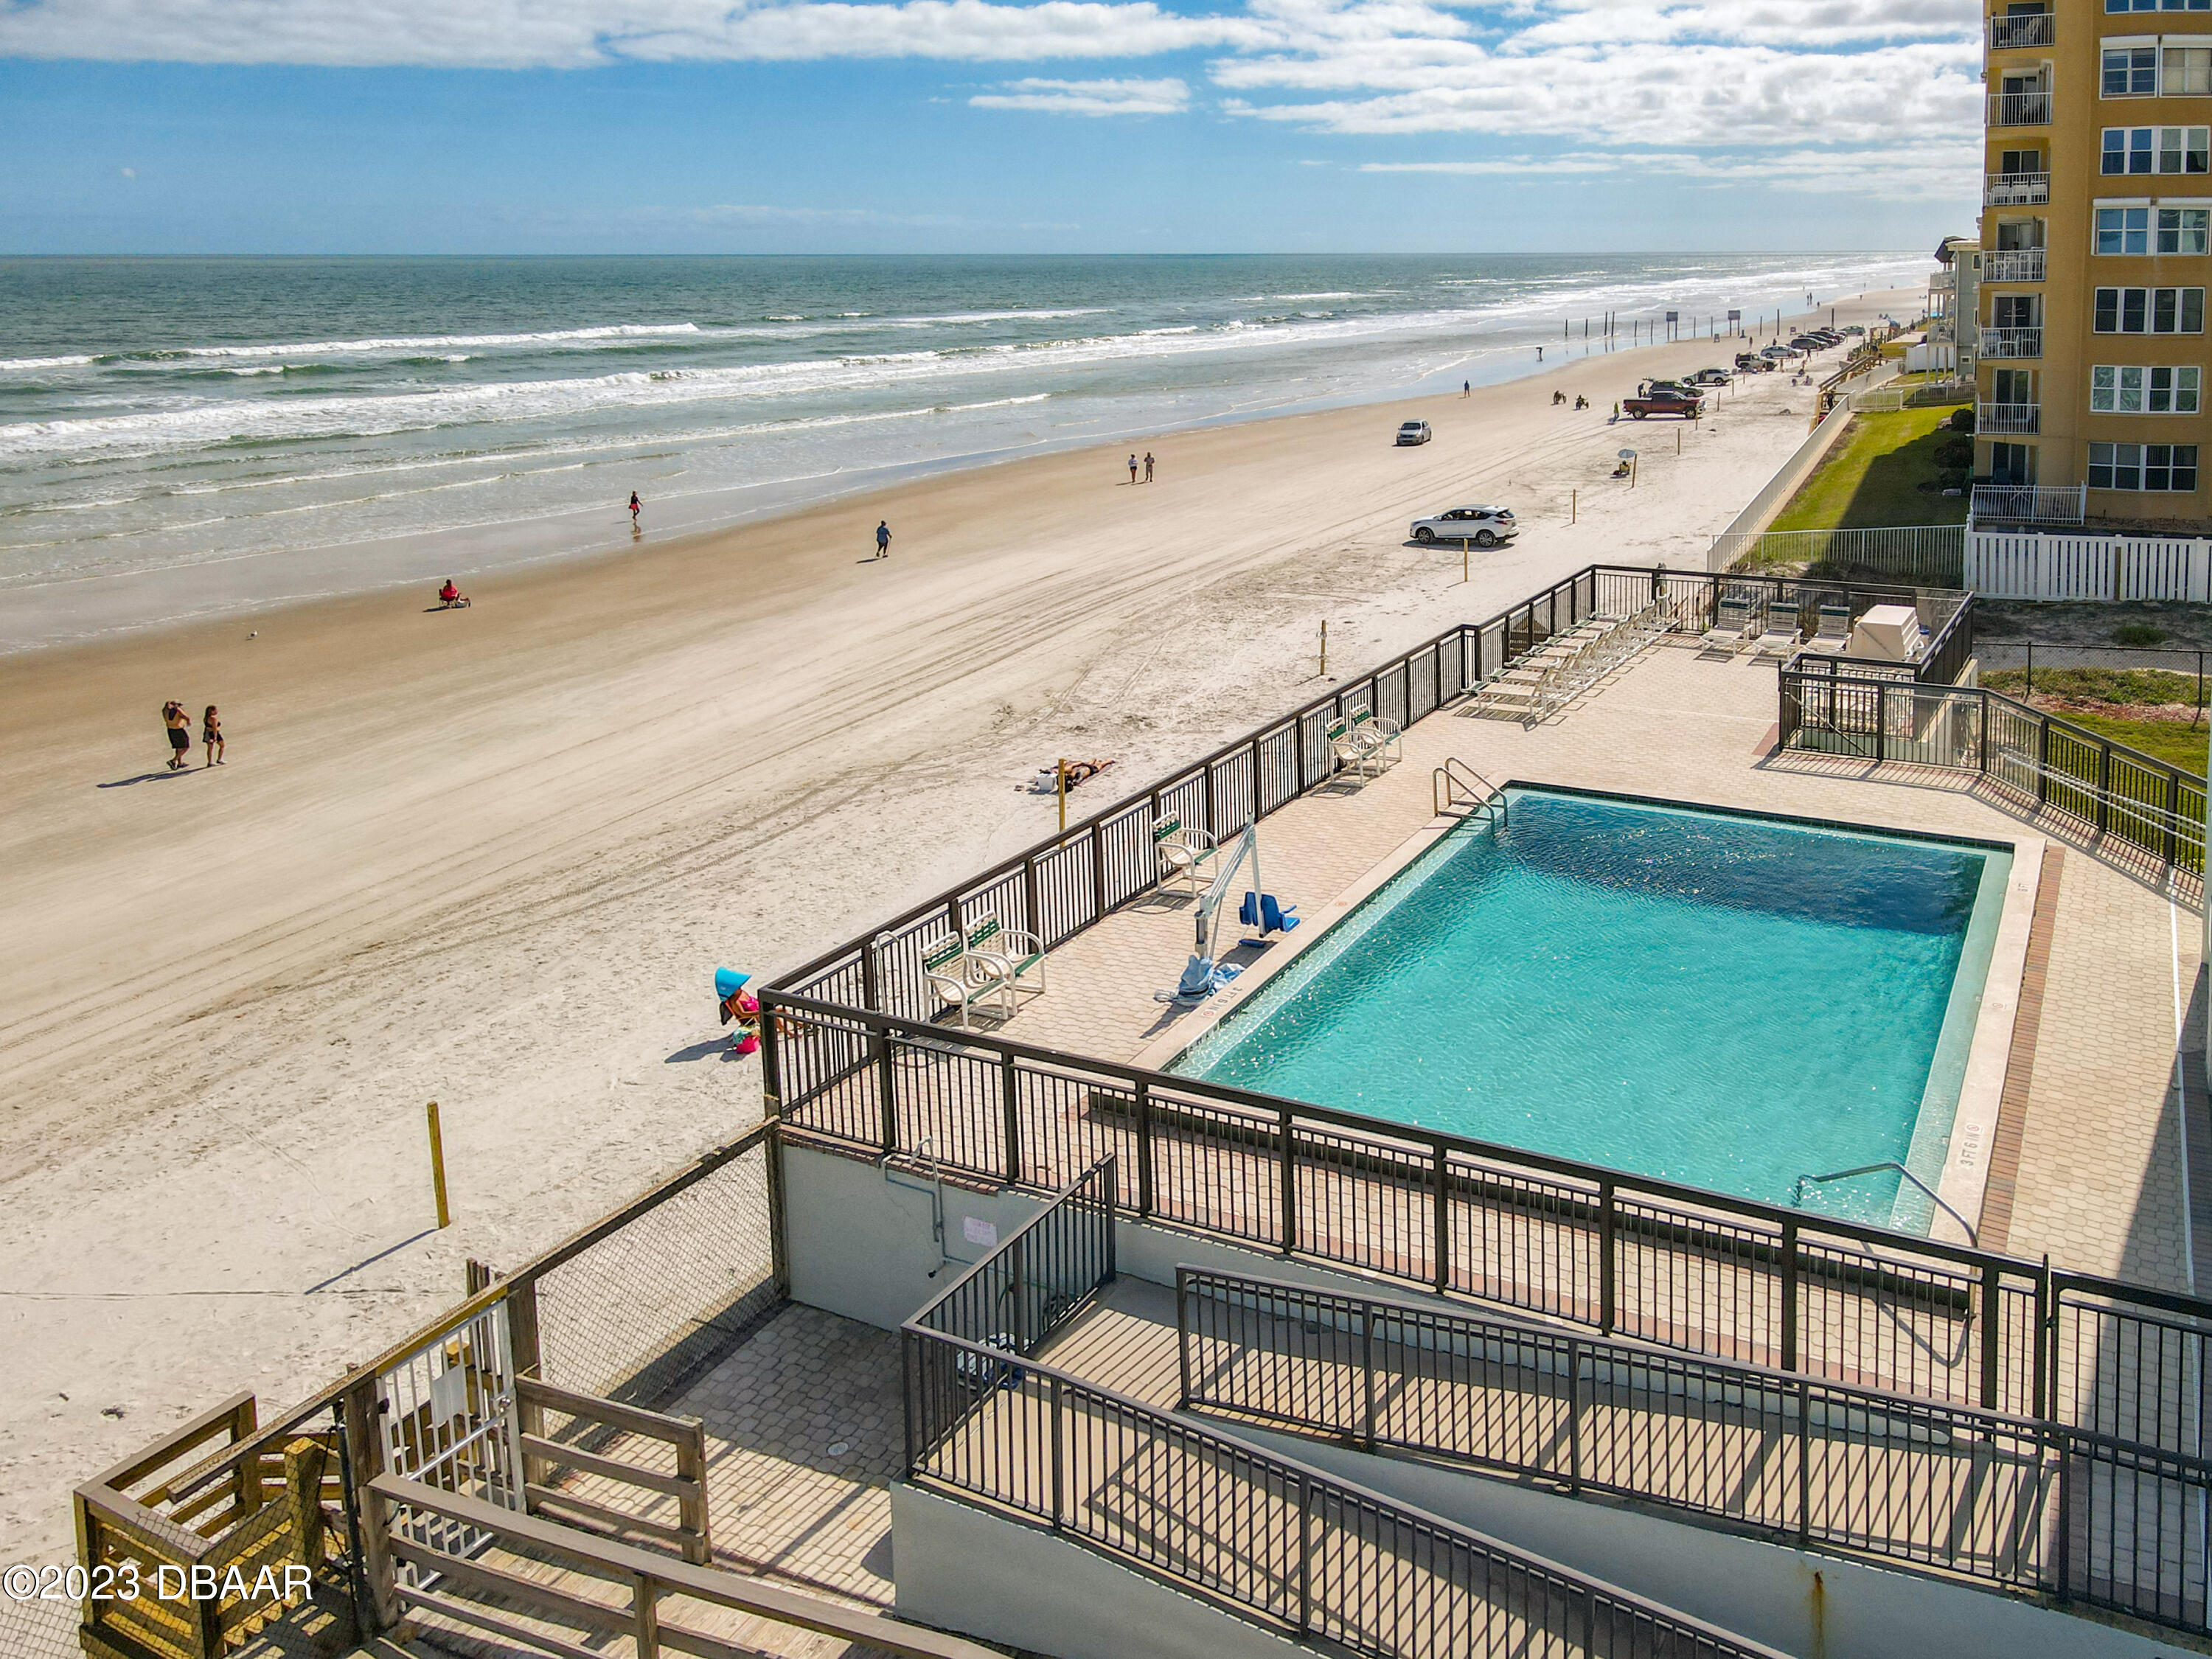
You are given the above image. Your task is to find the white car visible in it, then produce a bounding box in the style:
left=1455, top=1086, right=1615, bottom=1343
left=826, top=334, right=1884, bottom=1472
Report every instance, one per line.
left=1411, top=504, right=1517, bottom=546
left=1395, top=420, right=1432, bottom=446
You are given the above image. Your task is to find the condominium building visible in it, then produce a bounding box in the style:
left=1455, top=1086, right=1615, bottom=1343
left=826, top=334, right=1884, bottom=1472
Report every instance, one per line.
left=1978, top=0, right=2211, bottom=526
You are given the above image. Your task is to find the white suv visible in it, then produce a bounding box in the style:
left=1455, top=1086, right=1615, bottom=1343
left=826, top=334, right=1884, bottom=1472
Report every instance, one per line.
left=1410, top=504, right=1517, bottom=546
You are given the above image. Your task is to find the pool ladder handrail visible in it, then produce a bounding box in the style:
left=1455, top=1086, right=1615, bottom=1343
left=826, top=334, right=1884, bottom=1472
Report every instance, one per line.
left=1434, top=757, right=1509, bottom=827
left=1793, top=1161, right=1978, bottom=1245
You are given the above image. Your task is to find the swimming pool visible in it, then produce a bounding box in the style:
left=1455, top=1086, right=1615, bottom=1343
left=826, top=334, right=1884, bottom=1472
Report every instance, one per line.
left=1168, top=787, right=2012, bottom=1231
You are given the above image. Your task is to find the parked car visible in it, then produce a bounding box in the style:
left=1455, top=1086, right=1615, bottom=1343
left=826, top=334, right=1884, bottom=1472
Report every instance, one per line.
left=1734, top=352, right=1773, bottom=372
left=1622, top=388, right=1702, bottom=420
left=1410, top=504, right=1517, bottom=546
left=1396, top=420, right=1432, bottom=446
left=1759, top=345, right=1797, bottom=361
left=1688, top=367, right=1731, bottom=386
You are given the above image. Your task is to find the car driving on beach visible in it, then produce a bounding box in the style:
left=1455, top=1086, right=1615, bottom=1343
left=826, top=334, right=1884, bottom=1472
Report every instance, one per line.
left=1395, top=420, right=1432, bottom=446
left=1687, top=368, right=1731, bottom=386
left=1410, top=504, right=1516, bottom=546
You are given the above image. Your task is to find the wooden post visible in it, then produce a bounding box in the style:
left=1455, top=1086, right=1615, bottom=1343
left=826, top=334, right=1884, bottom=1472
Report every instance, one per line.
left=1318, top=619, right=1328, bottom=679
left=1461, top=542, right=1469, bottom=585
left=676, top=1420, right=710, bottom=1564
left=1056, top=759, right=1068, bottom=834
left=283, top=1436, right=329, bottom=1574
left=340, top=1375, right=397, bottom=1632
left=426, top=1102, right=451, bottom=1230
left=1571, top=488, right=1576, bottom=525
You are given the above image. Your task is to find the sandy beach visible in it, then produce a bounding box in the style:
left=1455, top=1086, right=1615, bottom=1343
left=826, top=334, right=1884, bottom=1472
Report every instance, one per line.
left=0, top=290, right=1916, bottom=1562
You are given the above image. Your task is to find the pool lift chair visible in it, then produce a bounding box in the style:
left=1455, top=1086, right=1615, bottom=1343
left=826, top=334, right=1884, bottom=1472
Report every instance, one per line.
left=1158, top=821, right=1297, bottom=1002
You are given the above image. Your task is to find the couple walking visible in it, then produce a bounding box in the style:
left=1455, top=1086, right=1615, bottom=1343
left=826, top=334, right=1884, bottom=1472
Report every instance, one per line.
left=161, top=701, right=224, bottom=770
left=1126, top=451, right=1155, bottom=484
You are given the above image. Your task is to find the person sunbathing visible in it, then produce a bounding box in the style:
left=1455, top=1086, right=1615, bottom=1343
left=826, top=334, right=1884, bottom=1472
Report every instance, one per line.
left=1028, top=758, right=1117, bottom=793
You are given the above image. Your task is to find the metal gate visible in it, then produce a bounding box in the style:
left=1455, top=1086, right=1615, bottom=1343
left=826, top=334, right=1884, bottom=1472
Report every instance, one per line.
left=376, top=1298, right=524, bottom=1576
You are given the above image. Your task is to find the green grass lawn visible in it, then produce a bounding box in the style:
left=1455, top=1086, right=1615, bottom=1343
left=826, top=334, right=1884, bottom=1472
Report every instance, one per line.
left=1767, top=408, right=1970, bottom=532
left=1981, top=668, right=2211, bottom=772
left=2050, top=709, right=2210, bottom=773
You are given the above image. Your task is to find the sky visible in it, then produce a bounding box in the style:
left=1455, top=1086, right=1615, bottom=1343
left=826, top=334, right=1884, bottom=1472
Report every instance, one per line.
left=0, top=0, right=1986, bottom=254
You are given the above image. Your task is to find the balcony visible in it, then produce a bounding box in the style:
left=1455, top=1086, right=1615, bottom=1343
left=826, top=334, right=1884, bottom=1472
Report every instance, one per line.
left=1971, top=481, right=2087, bottom=523
left=1988, top=11, right=2055, bottom=49
left=1989, top=91, right=2053, bottom=126
left=1985, top=170, right=2049, bottom=206
left=1977, top=400, right=2042, bottom=434
left=1979, top=326, right=2043, bottom=358
left=1983, top=248, right=2046, bottom=282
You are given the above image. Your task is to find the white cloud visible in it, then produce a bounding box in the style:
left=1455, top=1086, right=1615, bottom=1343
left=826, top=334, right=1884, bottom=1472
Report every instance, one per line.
left=971, top=74, right=1188, bottom=113
left=1363, top=142, right=1977, bottom=198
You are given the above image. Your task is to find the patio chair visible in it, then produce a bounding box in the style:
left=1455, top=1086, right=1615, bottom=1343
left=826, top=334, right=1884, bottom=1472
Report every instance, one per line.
left=1348, top=705, right=1402, bottom=765
left=918, top=931, right=1010, bottom=1029
left=965, top=913, right=1047, bottom=1002
left=1806, top=599, right=1852, bottom=653
left=1326, top=717, right=1381, bottom=779
left=1154, top=815, right=1217, bottom=894
left=1750, top=595, right=1804, bottom=658
left=1700, top=589, right=1756, bottom=654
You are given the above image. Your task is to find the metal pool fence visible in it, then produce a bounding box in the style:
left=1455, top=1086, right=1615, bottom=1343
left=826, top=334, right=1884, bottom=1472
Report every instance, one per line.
left=1176, top=1266, right=2212, bottom=1623
left=1778, top=665, right=2207, bottom=877
left=900, top=1179, right=1792, bottom=1659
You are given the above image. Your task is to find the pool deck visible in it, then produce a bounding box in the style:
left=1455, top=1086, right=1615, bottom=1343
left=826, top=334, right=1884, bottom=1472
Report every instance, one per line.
left=959, top=640, right=2211, bottom=1295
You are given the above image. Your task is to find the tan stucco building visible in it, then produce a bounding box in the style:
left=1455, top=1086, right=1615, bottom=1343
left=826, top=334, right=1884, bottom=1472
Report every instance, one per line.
left=1980, top=0, right=2212, bottom=527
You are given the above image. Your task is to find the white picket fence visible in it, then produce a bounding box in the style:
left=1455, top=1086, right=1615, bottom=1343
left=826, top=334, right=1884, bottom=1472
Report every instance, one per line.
left=1964, top=529, right=2212, bottom=601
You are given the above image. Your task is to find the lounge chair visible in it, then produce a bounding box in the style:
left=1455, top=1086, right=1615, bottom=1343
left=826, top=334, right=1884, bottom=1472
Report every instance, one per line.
left=1154, top=815, right=1217, bottom=894
left=1750, top=596, right=1804, bottom=658
left=1347, top=705, right=1402, bottom=764
left=965, top=914, right=1046, bottom=1002
left=917, top=931, right=1009, bottom=1029
left=1806, top=599, right=1852, bottom=653
left=1700, top=591, right=1755, bottom=653
left=1326, top=717, right=1381, bottom=779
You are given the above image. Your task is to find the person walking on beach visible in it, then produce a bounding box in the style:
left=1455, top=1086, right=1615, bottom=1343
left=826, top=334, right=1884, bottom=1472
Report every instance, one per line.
left=1127, top=453, right=1138, bottom=484
left=1461, top=380, right=1470, bottom=397
left=201, top=706, right=225, bottom=768
left=628, top=491, right=641, bottom=527
left=874, top=521, right=891, bottom=560
left=161, top=701, right=191, bottom=771
left=1143, top=452, right=1155, bottom=483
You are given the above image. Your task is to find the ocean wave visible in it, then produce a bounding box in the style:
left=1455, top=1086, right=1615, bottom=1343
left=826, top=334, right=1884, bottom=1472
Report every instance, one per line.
left=88, top=322, right=706, bottom=366
left=0, top=353, right=97, bottom=372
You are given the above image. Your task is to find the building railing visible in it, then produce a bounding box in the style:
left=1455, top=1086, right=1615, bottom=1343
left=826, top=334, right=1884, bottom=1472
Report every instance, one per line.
left=1176, top=1265, right=2212, bottom=1627
left=1989, top=91, right=2053, bottom=126
left=1983, top=248, right=2046, bottom=283
left=1777, top=667, right=2206, bottom=875
left=1978, top=400, right=2042, bottom=434
left=1989, top=11, right=2055, bottom=49
left=901, top=1311, right=1792, bottom=1658
left=911, top=1156, right=1116, bottom=1356
left=1986, top=171, right=2050, bottom=206
left=1717, top=526, right=1966, bottom=587
left=1972, top=482, right=2087, bottom=524
left=1979, top=326, right=2043, bottom=358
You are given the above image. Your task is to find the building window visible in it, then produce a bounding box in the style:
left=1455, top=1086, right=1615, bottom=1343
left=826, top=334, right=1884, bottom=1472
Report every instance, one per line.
left=2103, top=126, right=2212, bottom=172
left=2107, top=45, right=2160, bottom=94
left=2093, top=364, right=2202, bottom=410
left=2158, top=206, right=2210, bottom=251
left=2168, top=46, right=2212, bottom=94
left=2108, top=0, right=2211, bottom=13
left=2089, top=442, right=2199, bottom=489
left=2098, top=206, right=2152, bottom=251
left=2095, top=285, right=2207, bottom=330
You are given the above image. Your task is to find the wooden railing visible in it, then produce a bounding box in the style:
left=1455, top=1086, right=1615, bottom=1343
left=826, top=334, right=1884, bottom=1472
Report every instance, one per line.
left=372, top=1474, right=998, bottom=1659
left=74, top=1396, right=341, bottom=1659
left=518, top=1377, right=711, bottom=1565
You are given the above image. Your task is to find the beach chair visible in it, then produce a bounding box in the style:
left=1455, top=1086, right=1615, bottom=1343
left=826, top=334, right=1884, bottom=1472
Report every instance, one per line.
left=965, top=914, right=1047, bottom=1003
left=1154, top=816, right=1217, bottom=894
left=1700, top=589, right=1756, bottom=654
left=1750, top=594, right=1804, bottom=658
left=917, top=931, right=1010, bottom=1029
left=1806, top=599, right=1852, bottom=653
left=1327, top=717, right=1380, bottom=779
left=1347, top=705, right=1402, bottom=765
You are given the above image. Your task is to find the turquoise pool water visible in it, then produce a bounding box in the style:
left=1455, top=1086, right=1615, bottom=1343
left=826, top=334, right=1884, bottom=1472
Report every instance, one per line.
left=1171, top=788, right=2011, bottom=1229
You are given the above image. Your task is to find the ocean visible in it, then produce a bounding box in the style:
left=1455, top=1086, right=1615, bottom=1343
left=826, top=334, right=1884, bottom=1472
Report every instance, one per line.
left=0, top=252, right=1930, bottom=650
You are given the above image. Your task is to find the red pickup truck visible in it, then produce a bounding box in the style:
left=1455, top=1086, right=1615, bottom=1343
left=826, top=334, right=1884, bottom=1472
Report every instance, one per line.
left=1622, top=388, right=1703, bottom=420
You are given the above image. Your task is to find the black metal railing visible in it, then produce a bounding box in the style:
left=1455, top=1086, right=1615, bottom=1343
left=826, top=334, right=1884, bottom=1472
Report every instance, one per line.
left=900, top=1317, right=1793, bottom=1658
left=1778, top=667, right=2206, bottom=877
left=1178, top=1268, right=2060, bottom=1593
left=910, top=1156, right=1116, bottom=1358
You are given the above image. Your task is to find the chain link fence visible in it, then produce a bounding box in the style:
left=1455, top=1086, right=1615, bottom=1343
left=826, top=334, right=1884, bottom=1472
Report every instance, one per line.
left=1976, top=641, right=2209, bottom=716
left=0, top=1585, right=80, bottom=1659
left=532, top=1127, right=782, bottom=1408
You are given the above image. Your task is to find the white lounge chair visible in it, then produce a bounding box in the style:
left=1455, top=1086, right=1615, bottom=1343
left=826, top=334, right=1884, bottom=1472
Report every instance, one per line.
left=1750, top=596, right=1804, bottom=658
left=1347, top=705, right=1402, bottom=765
left=965, top=914, right=1046, bottom=1003
left=1806, top=599, right=1852, bottom=653
left=1154, top=816, right=1217, bottom=894
left=917, top=931, right=1009, bottom=1029
left=1700, top=590, right=1756, bottom=654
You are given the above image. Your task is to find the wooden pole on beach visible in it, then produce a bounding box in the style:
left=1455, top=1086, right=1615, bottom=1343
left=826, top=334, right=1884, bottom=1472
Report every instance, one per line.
left=1057, top=759, right=1068, bottom=833
left=1571, top=489, right=1577, bottom=525
left=1319, top=620, right=1329, bottom=679
left=426, top=1101, right=451, bottom=1230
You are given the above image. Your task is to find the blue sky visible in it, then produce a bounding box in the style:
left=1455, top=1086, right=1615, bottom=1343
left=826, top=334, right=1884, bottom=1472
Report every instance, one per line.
left=0, top=0, right=1985, bottom=254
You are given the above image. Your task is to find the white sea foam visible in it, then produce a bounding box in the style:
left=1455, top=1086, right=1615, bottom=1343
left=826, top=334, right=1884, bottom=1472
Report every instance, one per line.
left=0, top=353, right=97, bottom=372
left=112, top=322, right=707, bottom=364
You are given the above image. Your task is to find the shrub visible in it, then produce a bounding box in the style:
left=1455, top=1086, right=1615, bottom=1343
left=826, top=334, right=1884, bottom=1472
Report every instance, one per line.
left=1932, top=433, right=1975, bottom=471
left=1949, top=406, right=1975, bottom=434
left=2115, top=622, right=2169, bottom=647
